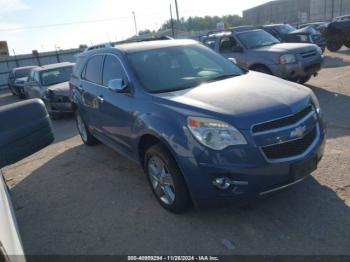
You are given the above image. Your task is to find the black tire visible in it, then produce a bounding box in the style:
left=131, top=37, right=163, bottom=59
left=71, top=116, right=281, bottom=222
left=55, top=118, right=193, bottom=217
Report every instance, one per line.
left=144, top=144, right=192, bottom=214
left=344, top=39, right=350, bottom=49
left=327, top=39, right=343, bottom=52
left=251, top=65, right=272, bottom=75
left=18, top=92, right=25, bottom=99
left=75, top=111, right=99, bottom=146
left=298, top=75, right=312, bottom=84
left=50, top=113, right=62, bottom=120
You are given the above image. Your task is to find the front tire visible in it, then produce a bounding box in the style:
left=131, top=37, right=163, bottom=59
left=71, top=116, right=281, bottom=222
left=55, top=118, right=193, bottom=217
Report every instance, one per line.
left=298, top=75, right=312, bottom=84
left=327, top=39, right=343, bottom=52
left=75, top=111, right=99, bottom=146
left=144, top=144, right=192, bottom=214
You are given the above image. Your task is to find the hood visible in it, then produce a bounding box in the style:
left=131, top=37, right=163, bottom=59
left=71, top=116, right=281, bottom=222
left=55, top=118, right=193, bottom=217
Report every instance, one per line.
left=255, top=43, right=317, bottom=54
left=289, top=27, right=316, bottom=35
left=47, top=81, right=70, bottom=96
left=153, top=72, right=312, bottom=129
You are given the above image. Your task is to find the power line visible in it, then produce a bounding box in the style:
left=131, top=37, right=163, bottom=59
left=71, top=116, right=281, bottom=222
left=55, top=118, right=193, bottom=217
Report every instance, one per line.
left=0, top=12, right=169, bottom=32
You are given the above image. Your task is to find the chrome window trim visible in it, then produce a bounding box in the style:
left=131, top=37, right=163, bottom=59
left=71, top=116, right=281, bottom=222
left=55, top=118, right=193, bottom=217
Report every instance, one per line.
left=80, top=52, right=132, bottom=91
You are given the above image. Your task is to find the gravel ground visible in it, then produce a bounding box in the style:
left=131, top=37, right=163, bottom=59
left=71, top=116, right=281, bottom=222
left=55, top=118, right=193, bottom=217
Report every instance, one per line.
left=1, top=49, right=350, bottom=256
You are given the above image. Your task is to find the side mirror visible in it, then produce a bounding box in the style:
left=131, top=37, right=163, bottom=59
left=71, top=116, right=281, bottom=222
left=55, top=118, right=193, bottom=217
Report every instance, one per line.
left=108, top=79, right=128, bottom=92
left=232, top=46, right=243, bottom=53
left=227, top=57, right=237, bottom=64
left=0, top=99, right=54, bottom=169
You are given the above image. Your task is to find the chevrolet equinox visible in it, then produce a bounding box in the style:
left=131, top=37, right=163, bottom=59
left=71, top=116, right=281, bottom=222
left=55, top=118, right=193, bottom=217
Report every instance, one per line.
left=70, top=40, right=326, bottom=213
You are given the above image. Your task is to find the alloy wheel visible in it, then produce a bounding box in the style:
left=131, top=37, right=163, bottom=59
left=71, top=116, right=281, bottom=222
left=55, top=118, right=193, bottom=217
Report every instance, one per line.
left=148, top=156, right=176, bottom=205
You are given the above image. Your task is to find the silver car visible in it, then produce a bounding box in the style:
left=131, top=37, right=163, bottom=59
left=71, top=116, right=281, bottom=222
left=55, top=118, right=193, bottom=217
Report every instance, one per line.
left=24, top=62, right=75, bottom=119
left=202, top=29, right=324, bottom=84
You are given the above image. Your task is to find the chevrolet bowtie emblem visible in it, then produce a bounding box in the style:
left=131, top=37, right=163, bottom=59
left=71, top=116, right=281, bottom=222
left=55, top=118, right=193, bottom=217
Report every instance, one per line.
left=291, top=126, right=307, bottom=139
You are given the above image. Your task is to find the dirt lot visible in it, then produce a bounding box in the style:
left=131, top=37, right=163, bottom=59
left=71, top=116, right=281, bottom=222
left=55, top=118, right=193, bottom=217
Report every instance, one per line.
left=1, top=49, right=350, bottom=255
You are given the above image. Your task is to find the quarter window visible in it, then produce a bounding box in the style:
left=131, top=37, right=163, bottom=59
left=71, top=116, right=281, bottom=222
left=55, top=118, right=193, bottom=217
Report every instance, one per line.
left=102, top=55, right=126, bottom=86
left=84, top=55, right=103, bottom=84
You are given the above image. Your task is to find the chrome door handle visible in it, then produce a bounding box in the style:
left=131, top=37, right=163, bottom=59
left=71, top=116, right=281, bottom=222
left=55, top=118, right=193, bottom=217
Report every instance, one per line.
left=97, top=95, right=104, bottom=103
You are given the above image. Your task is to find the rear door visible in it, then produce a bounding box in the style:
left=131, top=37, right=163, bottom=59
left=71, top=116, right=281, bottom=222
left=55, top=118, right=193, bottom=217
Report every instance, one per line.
left=27, top=71, right=41, bottom=98
left=79, top=55, right=104, bottom=133
left=96, top=54, right=134, bottom=154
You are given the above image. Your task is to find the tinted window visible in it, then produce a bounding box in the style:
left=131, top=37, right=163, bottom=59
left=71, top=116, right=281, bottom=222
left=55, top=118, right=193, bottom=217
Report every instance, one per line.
left=220, top=36, right=238, bottom=52
left=15, top=68, right=32, bottom=78
left=84, top=55, right=103, bottom=84
left=127, top=44, right=244, bottom=93
left=102, top=55, right=125, bottom=86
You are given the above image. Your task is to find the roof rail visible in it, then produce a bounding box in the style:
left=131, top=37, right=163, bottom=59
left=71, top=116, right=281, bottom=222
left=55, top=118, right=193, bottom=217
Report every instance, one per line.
left=114, top=35, right=174, bottom=45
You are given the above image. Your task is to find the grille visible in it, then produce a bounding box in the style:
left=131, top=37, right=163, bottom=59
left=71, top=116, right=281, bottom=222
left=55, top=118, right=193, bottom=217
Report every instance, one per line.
left=252, top=105, right=313, bottom=133
left=262, top=126, right=317, bottom=160
left=300, top=50, right=317, bottom=58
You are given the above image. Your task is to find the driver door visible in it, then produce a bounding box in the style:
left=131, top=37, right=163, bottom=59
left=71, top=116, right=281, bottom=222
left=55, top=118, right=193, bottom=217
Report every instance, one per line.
left=219, top=36, right=246, bottom=67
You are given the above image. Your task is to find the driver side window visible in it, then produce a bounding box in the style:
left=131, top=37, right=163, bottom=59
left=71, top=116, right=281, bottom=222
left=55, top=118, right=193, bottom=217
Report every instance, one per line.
left=219, top=36, right=239, bottom=53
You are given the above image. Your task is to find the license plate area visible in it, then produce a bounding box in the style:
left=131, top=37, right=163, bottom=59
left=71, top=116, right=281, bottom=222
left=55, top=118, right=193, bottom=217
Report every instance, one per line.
left=291, top=157, right=318, bottom=181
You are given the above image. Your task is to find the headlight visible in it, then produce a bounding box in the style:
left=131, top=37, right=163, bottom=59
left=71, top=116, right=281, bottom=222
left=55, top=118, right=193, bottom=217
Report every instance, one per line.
left=316, top=46, right=322, bottom=55
left=187, top=117, right=247, bottom=150
left=301, top=86, right=321, bottom=114
left=279, top=54, right=296, bottom=64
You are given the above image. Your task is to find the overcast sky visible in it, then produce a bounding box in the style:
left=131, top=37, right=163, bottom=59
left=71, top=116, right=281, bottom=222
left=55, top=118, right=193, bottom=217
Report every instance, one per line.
left=0, top=0, right=271, bottom=54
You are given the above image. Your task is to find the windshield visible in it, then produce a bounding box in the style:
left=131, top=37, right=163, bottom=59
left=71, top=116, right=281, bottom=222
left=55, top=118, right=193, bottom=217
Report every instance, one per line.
left=40, top=66, right=73, bottom=86
left=237, top=30, right=280, bottom=49
left=275, top=24, right=296, bottom=35
left=127, top=44, right=244, bottom=93
left=15, top=68, right=32, bottom=78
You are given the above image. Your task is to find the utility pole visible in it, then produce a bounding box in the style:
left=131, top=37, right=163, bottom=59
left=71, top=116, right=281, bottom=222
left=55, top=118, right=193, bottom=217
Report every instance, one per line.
left=170, top=4, right=175, bottom=38
left=174, top=0, right=180, bottom=28
left=132, top=11, right=138, bottom=36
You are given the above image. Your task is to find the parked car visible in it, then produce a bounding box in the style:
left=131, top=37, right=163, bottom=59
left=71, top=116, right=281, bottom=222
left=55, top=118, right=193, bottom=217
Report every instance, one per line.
left=70, top=39, right=326, bottom=213
left=8, top=66, right=37, bottom=98
left=259, top=24, right=326, bottom=52
left=298, top=22, right=329, bottom=32
left=322, top=15, right=350, bottom=52
left=0, top=99, right=54, bottom=262
left=24, top=62, right=75, bottom=119
left=202, top=29, right=323, bottom=84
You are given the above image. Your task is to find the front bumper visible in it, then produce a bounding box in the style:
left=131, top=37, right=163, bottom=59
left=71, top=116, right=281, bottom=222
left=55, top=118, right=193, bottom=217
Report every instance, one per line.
left=178, top=121, right=326, bottom=209
left=44, top=99, right=73, bottom=114
left=269, top=54, right=323, bottom=81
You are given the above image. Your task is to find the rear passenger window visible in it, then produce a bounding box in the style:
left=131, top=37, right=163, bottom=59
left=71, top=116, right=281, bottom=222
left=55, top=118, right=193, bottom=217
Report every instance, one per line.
left=84, top=55, right=103, bottom=84
left=102, top=55, right=125, bottom=86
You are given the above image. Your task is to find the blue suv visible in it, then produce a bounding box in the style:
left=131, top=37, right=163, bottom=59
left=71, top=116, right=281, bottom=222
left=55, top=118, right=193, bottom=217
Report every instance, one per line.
left=70, top=39, right=326, bottom=213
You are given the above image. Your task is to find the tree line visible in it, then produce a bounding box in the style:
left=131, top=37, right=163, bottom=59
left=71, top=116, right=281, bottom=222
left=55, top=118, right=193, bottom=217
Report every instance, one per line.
left=138, top=14, right=243, bottom=35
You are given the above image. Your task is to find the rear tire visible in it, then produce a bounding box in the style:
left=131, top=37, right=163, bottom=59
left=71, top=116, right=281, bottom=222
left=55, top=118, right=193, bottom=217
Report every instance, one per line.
left=298, top=75, right=312, bottom=84
left=75, top=111, right=99, bottom=146
left=144, top=144, right=192, bottom=214
left=327, top=39, right=343, bottom=52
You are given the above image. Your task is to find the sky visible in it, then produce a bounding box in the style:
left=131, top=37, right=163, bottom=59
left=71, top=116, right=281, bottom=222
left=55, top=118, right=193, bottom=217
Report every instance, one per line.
left=0, top=0, right=271, bottom=54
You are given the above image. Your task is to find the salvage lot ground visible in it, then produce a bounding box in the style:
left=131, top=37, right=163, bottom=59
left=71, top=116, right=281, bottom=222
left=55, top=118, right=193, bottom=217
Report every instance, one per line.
left=1, top=49, right=350, bottom=255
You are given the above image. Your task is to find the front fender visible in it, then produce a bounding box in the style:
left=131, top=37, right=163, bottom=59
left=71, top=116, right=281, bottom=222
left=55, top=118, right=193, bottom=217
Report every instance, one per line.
left=132, top=111, right=203, bottom=160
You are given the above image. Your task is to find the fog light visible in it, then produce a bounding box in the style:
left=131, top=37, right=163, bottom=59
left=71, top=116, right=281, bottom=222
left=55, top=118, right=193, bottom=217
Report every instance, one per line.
left=213, top=177, right=231, bottom=190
